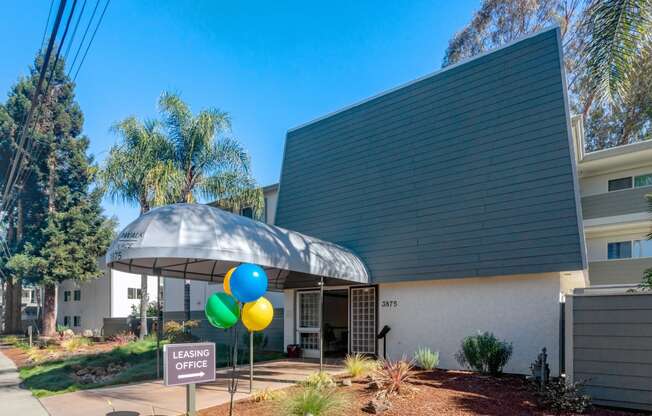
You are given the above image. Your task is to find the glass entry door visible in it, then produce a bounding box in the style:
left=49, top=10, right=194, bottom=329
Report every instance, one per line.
left=349, top=286, right=377, bottom=355
left=296, top=291, right=320, bottom=357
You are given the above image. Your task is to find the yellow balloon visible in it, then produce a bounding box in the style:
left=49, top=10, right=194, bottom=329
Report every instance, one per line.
left=242, top=297, right=274, bottom=332
left=223, top=267, right=235, bottom=295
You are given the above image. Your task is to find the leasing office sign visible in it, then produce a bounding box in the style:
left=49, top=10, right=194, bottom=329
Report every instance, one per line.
left=163, top=342, right=216, bottom=386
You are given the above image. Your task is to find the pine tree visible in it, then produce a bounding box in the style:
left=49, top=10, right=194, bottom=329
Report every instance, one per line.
left=1, top=51, right=115, bottom=335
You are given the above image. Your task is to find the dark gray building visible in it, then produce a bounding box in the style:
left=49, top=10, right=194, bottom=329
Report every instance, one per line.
left=276, top=27, right=588, bottom=375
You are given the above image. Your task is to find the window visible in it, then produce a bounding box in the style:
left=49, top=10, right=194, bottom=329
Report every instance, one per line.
left=127, top=288, right=142, bottom=299
left=297, top=291, right=320, bottom=351
left=64, top=291, right=71, bottom=302
left=608, top=241, right=632, bottom=259
left=73, top=316, right=81, bottom=327
left=63, top=316, right=70, bottom=326
left=73, top=290, right=81, bottom=301
left=241, top=207, right=253, bottom=219
left=608, top=177, right=633, bottom=191
left=635, top=174, right=652, bottom=188
left=30, top=290, right=35, bottom=303
left=633, top=240, right=652, bottom=258
left=298, top=292, right=319, bottom=329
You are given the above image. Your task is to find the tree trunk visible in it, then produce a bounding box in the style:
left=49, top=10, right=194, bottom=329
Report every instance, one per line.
left=10, top=279, right=22, bottom=333
left=139, top=274, right=148, bottom=339
left=3, top=279, right=17, bottom=334
left=42, top=150, right=58, bottom=337
left=42, top=282, right=57, bottom=337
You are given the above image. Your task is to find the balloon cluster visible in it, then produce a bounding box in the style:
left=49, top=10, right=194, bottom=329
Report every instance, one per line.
left=204, top=264, right=274, bottom=332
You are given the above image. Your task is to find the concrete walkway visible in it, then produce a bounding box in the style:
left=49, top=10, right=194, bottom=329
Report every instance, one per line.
left=0, top=348, right=50, bottom=416
left=40, top=360, right=344, bottom=416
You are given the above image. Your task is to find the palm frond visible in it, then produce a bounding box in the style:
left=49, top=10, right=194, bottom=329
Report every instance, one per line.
left=159, top=91, right=192, bottom=158
left=201, top=171, right=264, bottom=218
left=584, top=0, right=652, bottom=104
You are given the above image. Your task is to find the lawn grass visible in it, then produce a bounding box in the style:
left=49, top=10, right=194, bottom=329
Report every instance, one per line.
left=20, top=339, right=161, bottom=397
left=19, top=338, right=285, bottom=398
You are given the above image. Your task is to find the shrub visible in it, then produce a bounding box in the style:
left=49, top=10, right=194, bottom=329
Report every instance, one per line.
left=163, top=320, right=199, bottom=343
left=111, top=331, right=136, bottom=345
left=455, top=332, right=513, bottom=375
left=60, top=336, right=92, bottom=352
left=537, top=378, right=591, bottom=414
left=372, top=358, right=414, bottom=397
left=251, top=387, right=286, bottom=402
left=280, top=386, right=348, bottom=416
left=414, top=346, right=439, bottom=370
left=301, top=372, right=336, bottom=390
left=344, top=353, right=377, bottom=378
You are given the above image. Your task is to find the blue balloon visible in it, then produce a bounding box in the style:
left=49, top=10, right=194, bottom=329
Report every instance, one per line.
left=230, top=263, right=268, bottom=303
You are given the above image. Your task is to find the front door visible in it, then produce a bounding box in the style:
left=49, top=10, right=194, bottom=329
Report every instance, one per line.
left=349, top=286, right=377, bottom=356
left=296, top=290, right=320, bottom=358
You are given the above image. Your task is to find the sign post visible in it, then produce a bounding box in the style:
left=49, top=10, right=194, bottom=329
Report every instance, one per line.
left=164, top=342, right=216, bottom=416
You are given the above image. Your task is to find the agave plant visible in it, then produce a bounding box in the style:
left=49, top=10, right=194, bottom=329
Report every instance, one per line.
left=414, top=346, right=439, bottom=370
left=372, top=358, right=415, bottom=397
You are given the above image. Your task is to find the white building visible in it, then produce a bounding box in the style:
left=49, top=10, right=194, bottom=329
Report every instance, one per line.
left=56, top=267, right=158, bottom=334
left=575, top=137, right=652, bottom=286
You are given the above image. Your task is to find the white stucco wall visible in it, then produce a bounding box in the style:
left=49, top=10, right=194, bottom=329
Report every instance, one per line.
left=110, top=270, right=159, bottom=318
left=586, top=231, right=649, bottom=261
left=57, top=272, right=110, bottom=333
left=283, top=289, right=295, bottom=348
left=283, top=272, right=586, bottom=376
left=580, top=165, right=652, bottom=196
left=57, top=269, right=159, bottom=334
left=379, top=273, right=576, bottom=375
left=264, top=187, right=278, bottom=225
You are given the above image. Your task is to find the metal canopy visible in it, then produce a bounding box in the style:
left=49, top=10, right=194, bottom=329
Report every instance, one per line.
left=105, top=203, right=369, bottom=289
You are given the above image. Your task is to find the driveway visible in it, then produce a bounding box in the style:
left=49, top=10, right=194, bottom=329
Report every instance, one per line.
left=0, top=347, right=49, bottom=416
left=40, top=360, right=344, bottom=416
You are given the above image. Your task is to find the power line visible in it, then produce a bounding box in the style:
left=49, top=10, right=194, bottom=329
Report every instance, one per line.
left=45, top=0, right=78, bottom=91
left=0, top=0, right=68, bottom=215
left=64, top=0, right=88, bottom=61
left=3, top=0, right=81, bottom=214
left=68, top=0, right=100, bottom=76
left=40, top=0, right=55, bottom=51
left=72, top=0, right=110, bottom=81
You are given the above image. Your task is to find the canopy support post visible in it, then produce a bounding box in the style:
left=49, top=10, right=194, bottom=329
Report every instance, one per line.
left=156, top=270, right=162, bottom=379
left=319, top=275, right=324, bottom=373
left=249, top=331, right=254, bottom=393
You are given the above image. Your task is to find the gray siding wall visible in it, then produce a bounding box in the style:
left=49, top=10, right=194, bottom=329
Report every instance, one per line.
left=572, top=293, right=652, bottom=411
left=163, top=309, right=284, bottom=352
left=276, top=28, right=584, bottom=283
left=582, top=187, right=650, bottom=219
left=589, top=258, right=652, bottom=286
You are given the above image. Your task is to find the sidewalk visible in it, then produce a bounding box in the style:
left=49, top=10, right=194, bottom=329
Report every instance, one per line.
left=40, top=360, right=344, bottom=416
left=0, top=347, right=50, bottom=416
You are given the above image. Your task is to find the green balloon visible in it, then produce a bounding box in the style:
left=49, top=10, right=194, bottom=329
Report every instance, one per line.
left=205, top=292, right=240, bottom=329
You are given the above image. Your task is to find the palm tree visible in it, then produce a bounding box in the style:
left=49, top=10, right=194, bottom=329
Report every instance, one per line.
left=158, top=92, right=263, bottom=320
left=101, top=117, right=177, bottom=339
left=158, top=91, right=263, bottom=214
left=584, top=0, right=651, bottom=106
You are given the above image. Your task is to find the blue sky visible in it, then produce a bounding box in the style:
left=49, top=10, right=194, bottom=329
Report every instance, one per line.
left=1, top=1, right=478, bottom=228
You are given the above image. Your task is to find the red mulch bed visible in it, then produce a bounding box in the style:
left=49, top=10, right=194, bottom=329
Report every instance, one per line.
left=197, top=370, right=643, bottom=416
left=2, top=347, right=32, bottom=367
